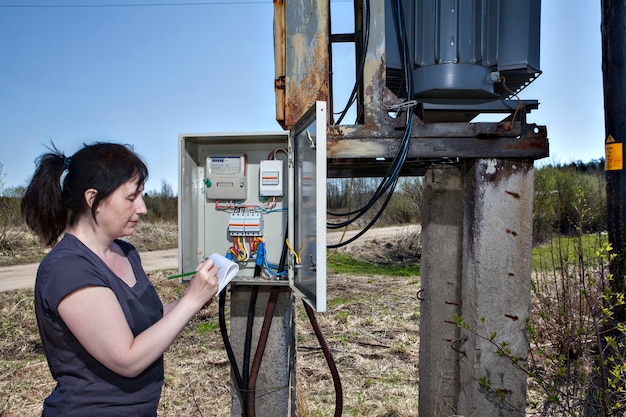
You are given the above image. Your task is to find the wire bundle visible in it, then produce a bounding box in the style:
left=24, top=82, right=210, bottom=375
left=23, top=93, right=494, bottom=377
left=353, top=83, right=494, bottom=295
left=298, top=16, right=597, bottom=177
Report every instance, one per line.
left=328, top=0, right=415, bottom=249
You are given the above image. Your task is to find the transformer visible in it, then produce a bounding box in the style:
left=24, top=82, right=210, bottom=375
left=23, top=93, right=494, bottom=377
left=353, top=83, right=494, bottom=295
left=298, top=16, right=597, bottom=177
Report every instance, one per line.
left=386, top=0, right=541, bottom=121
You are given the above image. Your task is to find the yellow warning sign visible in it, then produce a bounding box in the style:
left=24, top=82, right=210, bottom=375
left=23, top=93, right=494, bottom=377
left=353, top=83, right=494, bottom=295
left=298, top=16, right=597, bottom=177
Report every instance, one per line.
left=606, top=140, right=623, bottom=171
left=606, top=134, right=616, bottom=144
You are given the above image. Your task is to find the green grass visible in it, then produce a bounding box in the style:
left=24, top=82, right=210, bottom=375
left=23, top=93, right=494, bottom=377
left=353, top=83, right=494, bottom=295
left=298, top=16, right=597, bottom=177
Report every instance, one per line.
left=532, top=233, right=610, bottom=272
left=326, top=252, right=420, bottom=277
left=196, top=320, right=218, bottom=334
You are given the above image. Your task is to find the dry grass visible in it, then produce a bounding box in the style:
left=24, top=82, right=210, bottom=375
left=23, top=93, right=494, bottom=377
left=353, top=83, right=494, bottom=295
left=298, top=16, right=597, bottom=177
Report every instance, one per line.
left=0, top=221, right=178, bottom=267
left=0, top=227, right=47, bottom=266
left=4, top=221, right=607, bottom=415
left=0, top=273, right=420, bottom=417
left=0, top=223, right=421, bottom=417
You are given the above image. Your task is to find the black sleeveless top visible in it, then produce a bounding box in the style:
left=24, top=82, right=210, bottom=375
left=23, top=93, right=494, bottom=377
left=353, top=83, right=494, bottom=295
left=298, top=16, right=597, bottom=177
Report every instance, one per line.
left=35, top=234, right=164, bottom=416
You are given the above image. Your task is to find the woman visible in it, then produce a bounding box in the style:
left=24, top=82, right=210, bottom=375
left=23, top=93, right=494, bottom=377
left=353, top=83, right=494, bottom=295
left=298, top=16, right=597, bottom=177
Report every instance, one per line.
left=21, top=142, right=218, bottom=416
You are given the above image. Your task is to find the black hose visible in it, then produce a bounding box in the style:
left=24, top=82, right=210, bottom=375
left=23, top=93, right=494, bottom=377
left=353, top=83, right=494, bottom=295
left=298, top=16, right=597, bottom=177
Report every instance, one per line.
left=303, top=300, right=343, bottom=417
left=246, top=287, right=280, bottom=417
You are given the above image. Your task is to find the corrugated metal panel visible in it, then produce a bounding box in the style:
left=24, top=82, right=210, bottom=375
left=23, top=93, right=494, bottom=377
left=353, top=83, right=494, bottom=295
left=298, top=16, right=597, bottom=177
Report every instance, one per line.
left=387, top=0, right=541, bottom=101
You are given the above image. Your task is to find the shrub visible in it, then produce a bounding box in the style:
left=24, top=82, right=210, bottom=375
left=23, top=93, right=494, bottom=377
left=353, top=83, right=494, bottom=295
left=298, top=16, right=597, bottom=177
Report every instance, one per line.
left=533, top=160, right=606, bottom=244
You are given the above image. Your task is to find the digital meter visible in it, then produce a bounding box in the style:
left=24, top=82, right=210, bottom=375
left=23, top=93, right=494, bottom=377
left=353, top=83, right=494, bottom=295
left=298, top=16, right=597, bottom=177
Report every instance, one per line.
left=205, top=154, right=247, bottom=200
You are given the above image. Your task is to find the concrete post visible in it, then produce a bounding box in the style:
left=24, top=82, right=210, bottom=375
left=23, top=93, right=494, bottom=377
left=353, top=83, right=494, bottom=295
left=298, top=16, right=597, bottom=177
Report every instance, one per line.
left=458, top=159, right=534, bottom=417
left=229, top=285, right=297, bottom=417
left=419, top=165, right=464, bottom=416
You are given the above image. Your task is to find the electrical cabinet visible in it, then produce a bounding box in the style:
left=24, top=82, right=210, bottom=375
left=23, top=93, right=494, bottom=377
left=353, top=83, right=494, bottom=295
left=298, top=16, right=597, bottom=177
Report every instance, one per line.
left=178, top=102, right=327, bottom=311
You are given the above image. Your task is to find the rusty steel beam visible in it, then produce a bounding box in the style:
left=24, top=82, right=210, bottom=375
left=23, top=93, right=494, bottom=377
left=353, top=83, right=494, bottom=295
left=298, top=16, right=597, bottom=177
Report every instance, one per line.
left=328, top=121, right=548, bottom=156
left=273, top=0, right=330, bottom=130
left=328, top=130, right=547, bottom=159
left=330, top=120, right=536, bottom=139
left=326, top=124, right=547, bottom=179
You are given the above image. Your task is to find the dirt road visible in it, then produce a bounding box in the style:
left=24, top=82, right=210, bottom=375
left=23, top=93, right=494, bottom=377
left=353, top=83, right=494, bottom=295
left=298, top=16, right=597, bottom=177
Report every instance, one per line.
left=0, top=249, right=179, bottom=292
left=0, top=225, right=418, bottom=292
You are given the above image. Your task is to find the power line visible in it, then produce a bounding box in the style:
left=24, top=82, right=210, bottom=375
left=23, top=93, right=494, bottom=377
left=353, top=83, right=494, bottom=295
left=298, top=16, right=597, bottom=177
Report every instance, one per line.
left=0, top=1, right=270, bottom=8
left=0, top=0, right=349, bottom=8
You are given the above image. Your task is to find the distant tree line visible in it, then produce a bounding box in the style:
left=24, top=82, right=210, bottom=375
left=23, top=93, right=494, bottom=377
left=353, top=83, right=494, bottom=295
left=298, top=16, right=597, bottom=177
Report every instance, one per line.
left=0, top=159, right=608, bottom=245
left=325, top=158, right=607, bottom=245
left=326, top=176, right=423, bottom=228
left=0, top=172, right=178, bottom=227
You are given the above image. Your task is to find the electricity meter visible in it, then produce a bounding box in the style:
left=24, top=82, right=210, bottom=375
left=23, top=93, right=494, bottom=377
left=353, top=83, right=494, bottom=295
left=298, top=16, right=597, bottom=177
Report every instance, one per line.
left=205, top=155, right=247, bottom=200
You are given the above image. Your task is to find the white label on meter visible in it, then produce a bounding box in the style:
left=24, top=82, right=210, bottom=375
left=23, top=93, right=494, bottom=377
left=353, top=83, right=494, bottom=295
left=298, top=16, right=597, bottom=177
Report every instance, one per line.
left=208, top=156, right=244, bottom=175
left=205, top=155, right=247, bottom=200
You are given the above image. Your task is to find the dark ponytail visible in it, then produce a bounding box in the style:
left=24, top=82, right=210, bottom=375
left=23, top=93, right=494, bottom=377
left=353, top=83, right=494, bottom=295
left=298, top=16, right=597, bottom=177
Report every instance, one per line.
left=21, top=142, right=148, bottom=246
left=21, top=146, right=68, bottom=246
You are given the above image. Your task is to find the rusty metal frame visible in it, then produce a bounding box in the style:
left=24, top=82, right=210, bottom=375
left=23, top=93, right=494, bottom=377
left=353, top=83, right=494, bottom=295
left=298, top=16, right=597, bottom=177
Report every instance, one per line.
left=273, top=0, right=330, bottom=129
left=274, top=0, right=549, bottom=178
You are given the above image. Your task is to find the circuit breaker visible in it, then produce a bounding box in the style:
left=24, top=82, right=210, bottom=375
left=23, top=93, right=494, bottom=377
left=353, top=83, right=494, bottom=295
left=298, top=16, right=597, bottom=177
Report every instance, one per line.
left=259, top=160, right=283, bottom=197
left=178, top=102, right=327, bottom=311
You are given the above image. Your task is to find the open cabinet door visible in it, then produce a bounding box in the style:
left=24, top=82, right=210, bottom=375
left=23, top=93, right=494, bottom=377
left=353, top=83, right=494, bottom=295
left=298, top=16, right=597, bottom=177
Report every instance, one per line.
left=289, top=101, right=327, bottom=312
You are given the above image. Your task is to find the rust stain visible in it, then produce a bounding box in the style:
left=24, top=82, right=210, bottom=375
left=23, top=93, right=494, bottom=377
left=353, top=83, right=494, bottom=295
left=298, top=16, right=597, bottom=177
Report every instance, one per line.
left=285, top=33, right=329, bottom=128
left=277, top=0, right=329, bottom=129
left=505, top=228, right=518, bottom=236
left=273, top=0, right=286, bottom=128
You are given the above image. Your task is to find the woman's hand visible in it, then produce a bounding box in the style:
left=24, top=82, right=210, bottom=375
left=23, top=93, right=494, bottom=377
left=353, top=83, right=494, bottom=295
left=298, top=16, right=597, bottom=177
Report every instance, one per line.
left=183, top=258, right=219, bottom=311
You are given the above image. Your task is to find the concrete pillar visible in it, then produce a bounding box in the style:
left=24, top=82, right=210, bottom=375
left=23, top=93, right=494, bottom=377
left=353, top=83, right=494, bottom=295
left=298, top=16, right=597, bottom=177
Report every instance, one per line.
left=419, top=165, right=464, bottom=417
left=229, top=285, right=297, bottom=417
left=458, top=159, right=534, bottom=417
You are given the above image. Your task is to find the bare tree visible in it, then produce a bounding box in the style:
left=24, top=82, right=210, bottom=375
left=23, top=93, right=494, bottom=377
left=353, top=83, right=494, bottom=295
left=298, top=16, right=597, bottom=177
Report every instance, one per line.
left=159, top=179, right=174, bottom=198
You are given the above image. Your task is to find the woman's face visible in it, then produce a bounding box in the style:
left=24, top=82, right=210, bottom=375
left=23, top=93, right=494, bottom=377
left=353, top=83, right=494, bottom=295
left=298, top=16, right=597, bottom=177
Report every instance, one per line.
left=95, top=176, right=147, bottom=239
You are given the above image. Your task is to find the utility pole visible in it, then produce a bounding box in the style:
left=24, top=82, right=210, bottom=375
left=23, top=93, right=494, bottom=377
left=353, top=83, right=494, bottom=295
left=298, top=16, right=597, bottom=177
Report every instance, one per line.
left=602, top=0, right=626, bottom=324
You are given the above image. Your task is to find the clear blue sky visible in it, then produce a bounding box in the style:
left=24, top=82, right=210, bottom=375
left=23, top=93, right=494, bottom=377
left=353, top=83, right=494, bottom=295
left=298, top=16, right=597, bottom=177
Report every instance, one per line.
left=0, top=1, right=605, bottom=194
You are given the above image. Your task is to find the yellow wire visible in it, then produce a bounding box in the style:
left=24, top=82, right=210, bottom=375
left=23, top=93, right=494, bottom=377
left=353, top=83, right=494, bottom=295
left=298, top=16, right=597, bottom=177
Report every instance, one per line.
left=500, top=75, right=522, bottom=131
left=285, top=238, right=301, bottom=264
left=235, top=236, right=248, bottom=261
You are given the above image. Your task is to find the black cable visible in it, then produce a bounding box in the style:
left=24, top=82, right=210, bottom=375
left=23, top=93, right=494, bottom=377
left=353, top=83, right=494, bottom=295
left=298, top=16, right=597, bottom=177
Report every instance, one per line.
left=328, top=1, right=411, bottom=221
left=303, top=300, right=343, bottom=417
left=278, top=224, right=289, bottom=274
left=326, top=119, right=410, bottom=224
left=326, top=133, right=409, bottom=225
left=218, top=290, right=247, bottom=416
left=327, top=109, right=411, bottom=228
left=335, top=0, right=370, bottom=125
left=242, top=286, right=258, bottom=416
left=247, top=287, right=280, bottom=417
left=327, top=174, right=400, bottom=249
left=390, top=0, right=413, bottom=100
left=327, top=0, right=415, bottom=246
